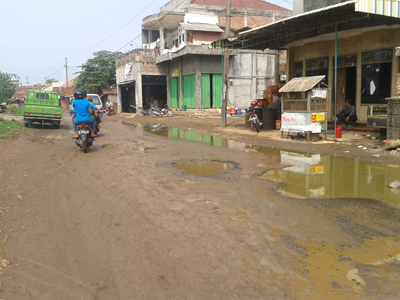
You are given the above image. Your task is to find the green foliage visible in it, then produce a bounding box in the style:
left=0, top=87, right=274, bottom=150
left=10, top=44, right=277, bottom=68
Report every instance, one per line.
left=9, top=104, right=23, bottom=115
left=0, top=72, right=16, bottom=102
left=45, top=78, right=58, bottom=85
left=75, top=50, right=121, bottom=94
left=0, top=119, right=23, bottom=138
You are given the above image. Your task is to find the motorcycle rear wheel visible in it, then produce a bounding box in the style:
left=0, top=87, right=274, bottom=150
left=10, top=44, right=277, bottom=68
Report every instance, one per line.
left=82, top=139, right=89, bottom=153
left=167, top=110, right=174, bottom=117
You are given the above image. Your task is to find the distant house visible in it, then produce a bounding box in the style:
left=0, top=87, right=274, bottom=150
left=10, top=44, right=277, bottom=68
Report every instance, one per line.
left=9, top=86, right=38, bottom=104
left=99, top=88, right=117, bottom=108
left=43, top=81, right=64, bottom=92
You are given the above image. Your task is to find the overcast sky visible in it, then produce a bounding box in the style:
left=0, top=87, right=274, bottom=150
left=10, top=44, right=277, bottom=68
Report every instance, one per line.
left=0, top=0, right=292, bottom=85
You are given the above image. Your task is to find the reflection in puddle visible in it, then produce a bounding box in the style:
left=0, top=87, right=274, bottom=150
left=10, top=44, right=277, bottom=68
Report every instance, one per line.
left=260, top=151, right=400, bottom=207
left=137, top=123, right=400, bottom=206
left=172, top=161, right=233, bottom=176
left=292, top=237, right=400, bottom=299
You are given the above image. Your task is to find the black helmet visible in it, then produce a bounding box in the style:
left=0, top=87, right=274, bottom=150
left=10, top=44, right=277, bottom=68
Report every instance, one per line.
left=74, top=89, right=85, bottom=100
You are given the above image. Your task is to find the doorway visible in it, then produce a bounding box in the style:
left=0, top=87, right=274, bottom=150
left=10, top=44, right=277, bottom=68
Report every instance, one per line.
left=120, top=83, right=136, bottom=113
left=335, top=66, right=356, bottom=114
left=201, top=73, right=222, bottom=108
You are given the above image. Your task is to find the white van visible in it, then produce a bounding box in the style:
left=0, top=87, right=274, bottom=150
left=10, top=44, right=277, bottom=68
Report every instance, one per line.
left=87, top=94, right=104, bottom=114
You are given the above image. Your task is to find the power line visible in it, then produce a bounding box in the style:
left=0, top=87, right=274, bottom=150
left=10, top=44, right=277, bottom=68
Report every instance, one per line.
left=70, top=0, right=161, bottom=58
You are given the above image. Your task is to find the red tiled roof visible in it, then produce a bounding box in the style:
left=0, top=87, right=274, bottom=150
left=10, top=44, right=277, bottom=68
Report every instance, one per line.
left=190, top=0, right=291, bottom=11
left=11, top=86, right=37, bottom=101
left=62, top=77, right=79, bottom=88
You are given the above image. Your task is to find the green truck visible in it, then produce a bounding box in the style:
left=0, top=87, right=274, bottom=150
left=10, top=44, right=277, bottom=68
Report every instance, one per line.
left=23, top=90, right=63, bottom=128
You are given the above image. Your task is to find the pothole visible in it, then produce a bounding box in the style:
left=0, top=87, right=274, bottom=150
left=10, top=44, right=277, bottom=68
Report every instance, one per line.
left=172, top=160, right=234, bottom=176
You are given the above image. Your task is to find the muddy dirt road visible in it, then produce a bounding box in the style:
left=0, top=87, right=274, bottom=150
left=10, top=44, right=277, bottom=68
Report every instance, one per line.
left=1, top=114, right=400, bottom=299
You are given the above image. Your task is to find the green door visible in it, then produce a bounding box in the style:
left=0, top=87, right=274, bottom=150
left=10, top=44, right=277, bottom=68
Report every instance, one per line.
left=170, top=78, right=179, bottom=108
left=201, top=74, right=211, bottom=109
left=212, top=74, right=223, bottom=108
left=183, top=75, right=196, bottom=108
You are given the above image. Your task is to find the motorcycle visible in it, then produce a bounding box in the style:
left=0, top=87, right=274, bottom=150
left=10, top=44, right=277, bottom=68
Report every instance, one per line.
left=152, top=104, right=174, bottom=118
left=107, top=105, right=116, bottom=116
left=247, top=101, right=263, bottom=132
left=129, top=105, right=153, bottom=116
left=74, top=124, right=95, bottom=153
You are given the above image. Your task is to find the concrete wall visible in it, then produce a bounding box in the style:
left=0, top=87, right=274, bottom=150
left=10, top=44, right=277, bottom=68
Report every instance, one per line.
left=227, top=50, right=276, bottom=108
left=304, top=0, right=342, bottom=12
left=116, top=49, right=168, bottom=110
left=162, top=48, right=277, bottom=109
left=287, top=26, right=400, bottom=122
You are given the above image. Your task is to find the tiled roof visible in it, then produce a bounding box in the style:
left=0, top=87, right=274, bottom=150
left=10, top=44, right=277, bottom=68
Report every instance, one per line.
left=62, top=77, right=79, bottom=88
left=10, top=86, right=37, bottom=101
left=191, top=0, right=291, bottom=11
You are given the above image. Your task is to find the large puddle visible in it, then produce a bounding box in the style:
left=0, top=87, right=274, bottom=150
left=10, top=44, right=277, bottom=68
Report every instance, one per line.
left=138, top=123, right=400, bottom=207
left=292, top=236, right=400, bottom=299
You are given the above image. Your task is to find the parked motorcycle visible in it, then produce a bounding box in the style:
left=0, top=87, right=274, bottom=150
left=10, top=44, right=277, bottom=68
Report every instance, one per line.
left=247, top=101, right=263, bottom=132
left=152, top=104, right=174, bottom=118
left=129, top=105, right=153, bottom=116
left=107, top=104, right=116, bottom=116
left=74, top=124, right=95, bottom=153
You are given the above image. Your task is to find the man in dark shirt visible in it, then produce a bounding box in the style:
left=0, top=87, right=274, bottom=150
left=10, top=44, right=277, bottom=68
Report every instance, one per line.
left=337, top=99, right=357, bottom=127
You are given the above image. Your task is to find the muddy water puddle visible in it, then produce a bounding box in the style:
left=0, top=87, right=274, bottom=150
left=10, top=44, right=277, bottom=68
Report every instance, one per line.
left=137, top=123, right=400, bottom=206
left=292, top=236, right=400, bottom=299
left=260, top=150, right=400, bottom=207
left=172, top=161, right=234, bottom=176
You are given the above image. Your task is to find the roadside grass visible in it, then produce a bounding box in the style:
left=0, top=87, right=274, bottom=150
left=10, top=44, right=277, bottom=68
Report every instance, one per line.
left=0, top=119, right=24, bottom=138
left=8, top=105, right=23, bottom=116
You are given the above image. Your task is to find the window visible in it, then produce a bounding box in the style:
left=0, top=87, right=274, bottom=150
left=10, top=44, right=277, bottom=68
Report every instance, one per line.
left=305, top=57, right=328, bottom=82
left=361, top=50, right=392, bottom=104
left=36, top=93, right=49, bottom=100
left=87, top=95, right=101, bottom=105
left=294, top=62, right=303, bottom=77
left=333, top=54, right=357, bottom=67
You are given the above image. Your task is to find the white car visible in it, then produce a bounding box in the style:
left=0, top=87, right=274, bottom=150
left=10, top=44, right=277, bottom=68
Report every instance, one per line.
left=87, top=94, right=104, bottom=115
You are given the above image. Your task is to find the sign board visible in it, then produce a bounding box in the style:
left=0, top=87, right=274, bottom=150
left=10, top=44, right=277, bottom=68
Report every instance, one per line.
left=312, top=113, right=325, bottom=122
left=172, top=69, right=179, bottom=77
left=124, top=63, right=133, bottom=79
left=281, top=112, right=322, bottom=133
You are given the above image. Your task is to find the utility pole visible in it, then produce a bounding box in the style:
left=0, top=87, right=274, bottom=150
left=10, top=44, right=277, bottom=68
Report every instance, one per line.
left=65, top=57, right=69, bottom=88
left=221, top=0, right=231, bottom=128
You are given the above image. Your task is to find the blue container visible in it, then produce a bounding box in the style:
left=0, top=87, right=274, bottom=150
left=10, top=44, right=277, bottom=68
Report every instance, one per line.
left=236, top=109, right=242, bottom=115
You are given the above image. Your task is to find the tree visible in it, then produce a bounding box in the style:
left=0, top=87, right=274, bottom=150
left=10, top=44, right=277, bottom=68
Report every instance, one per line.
left=0, top=72, right=16, bottom=103
left=75, top=50, right=121, bottom=94
left=45, top=78, right=58, bottom=85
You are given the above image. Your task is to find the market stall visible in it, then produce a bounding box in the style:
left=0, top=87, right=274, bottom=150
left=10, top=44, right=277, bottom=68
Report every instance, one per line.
left=279, top=76, right=329, bottom=141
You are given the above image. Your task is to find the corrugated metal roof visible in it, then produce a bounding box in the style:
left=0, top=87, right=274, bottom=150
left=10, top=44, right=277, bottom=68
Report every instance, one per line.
left=279, top=76, right=326, bottom=93
left=356, top=0, right=400, bottom=18
left=240, top=0, right=358, bottom=36
left=180, top=23, right=224, bottom=32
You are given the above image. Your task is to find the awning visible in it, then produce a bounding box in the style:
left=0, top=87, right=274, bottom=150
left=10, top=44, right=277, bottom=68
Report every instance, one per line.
left=211, top=0, right=400, bottom=50
left=279, top=76, right=327, bottom=93
left=180, top=23, right=224, bottom=33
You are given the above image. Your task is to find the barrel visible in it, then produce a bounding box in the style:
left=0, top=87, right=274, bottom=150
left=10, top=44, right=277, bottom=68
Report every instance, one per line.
left=262, top=108, right=277, bottom=129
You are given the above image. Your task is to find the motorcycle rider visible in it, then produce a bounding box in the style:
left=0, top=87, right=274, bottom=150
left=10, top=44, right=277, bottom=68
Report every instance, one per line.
left=87, top=96, right=101, bottom=132
left=106, top=99, right=113, bottom=114
left=71, top=89, right=97, bottom=138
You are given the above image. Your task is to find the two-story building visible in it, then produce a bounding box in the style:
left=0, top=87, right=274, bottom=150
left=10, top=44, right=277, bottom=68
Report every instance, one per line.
left=116, top=0, right=292, bottom=112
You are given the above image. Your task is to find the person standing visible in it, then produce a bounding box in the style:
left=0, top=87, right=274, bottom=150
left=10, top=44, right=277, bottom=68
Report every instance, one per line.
left=337, top=99, right=357, bottom=127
